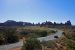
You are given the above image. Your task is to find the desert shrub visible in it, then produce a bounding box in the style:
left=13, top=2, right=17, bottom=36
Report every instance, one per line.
left=64, top=39, right=75, bottom=50
left=30, top=33, right=38, bottom=38
left=47, top=30, right=56, bottom=35
left=5, top=28, right=19, bottom=43
left=62, top=32, right=65, bottom=35
left=0, top=28, right=19, bottom=45
left=22, top=38, right=42, bottom=50
left=7, top=35, right=19, bottom=43
left=64, top=32, right=75, bottom=41
left=0, top=34, right=5, bottom=45
left=69, top=34, right=75, bottom=40
left=50, top=30, right=56, bottom=33
left=41, top=40, right=56, bottom=49
left=36, top=30, right=48, bottom=37
left=20, top=31, right=29, bottom=37
left=46, top=41, right=56, bottom=48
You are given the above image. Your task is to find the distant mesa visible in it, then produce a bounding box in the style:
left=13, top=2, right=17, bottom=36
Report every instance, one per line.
left=0, top=20, right=72, bottom=27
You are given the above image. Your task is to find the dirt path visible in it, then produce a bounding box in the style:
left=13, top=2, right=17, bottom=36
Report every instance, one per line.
left=0, top=40, right=23, bottom=50
left=37, top=29, right=63, bottom=42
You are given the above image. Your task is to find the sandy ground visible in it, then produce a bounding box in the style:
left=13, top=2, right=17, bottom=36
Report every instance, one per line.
left=10, top=47, right=21, bottom=50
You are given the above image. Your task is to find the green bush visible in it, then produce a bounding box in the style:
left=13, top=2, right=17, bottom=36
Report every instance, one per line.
left=20, top=31, right=29, bottom=37
left=0, top=28, right=19, bottom=45
left=46, top=41, right=56, bottom=48
left=64, top=39, right=75, bottom=50
left=0, top=34, right=5, bottom=45
left=22, top=38, right=42, bottom=50
left=62, top=32, right=65, bottom=35
left=7, top=35, right=19, bottom=43
left=49, top=30, right=56, bottom=33
left=36, top=30, right=48, bottom=37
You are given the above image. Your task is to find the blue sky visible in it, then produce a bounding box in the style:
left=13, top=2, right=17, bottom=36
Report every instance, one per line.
left=0, top=0, right=75, bottom=24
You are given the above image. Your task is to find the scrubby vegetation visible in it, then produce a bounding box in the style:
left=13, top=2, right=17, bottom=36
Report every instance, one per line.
left=19, top=26, right=56, bottom=38
left=52, top=27, right=75, bottom=50
left=21, top=26, right=75, bottom=50
left=0, top=27, right=19, bottom=45
left=37, top=27, right=75, bottom=50
left=0, top=26, right=56, bottom=45
left=22, top=38, right=42, bottom=50
left=1, top=26, right=75, bottom=50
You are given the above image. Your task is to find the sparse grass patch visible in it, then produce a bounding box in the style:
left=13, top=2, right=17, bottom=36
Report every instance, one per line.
left=19, top=26, right=57, bottom=38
